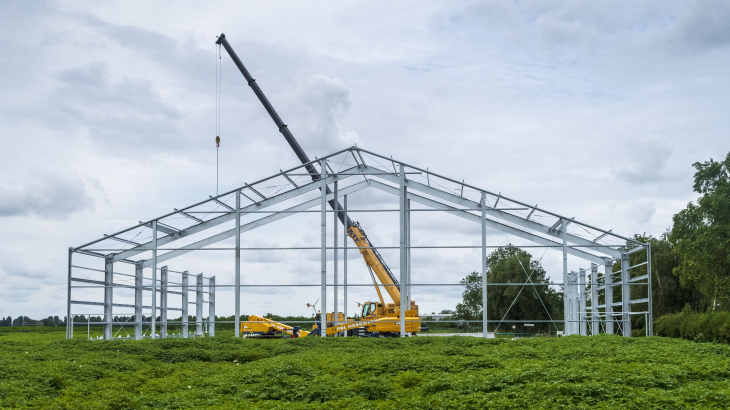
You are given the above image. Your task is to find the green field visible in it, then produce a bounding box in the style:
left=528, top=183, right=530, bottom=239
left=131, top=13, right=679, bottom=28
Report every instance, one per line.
left=1, top=330, right=730, bottom=409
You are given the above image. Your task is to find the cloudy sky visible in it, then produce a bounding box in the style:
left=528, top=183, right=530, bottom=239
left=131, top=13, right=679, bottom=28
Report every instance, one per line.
left=1, top=0, right=728, bottom=322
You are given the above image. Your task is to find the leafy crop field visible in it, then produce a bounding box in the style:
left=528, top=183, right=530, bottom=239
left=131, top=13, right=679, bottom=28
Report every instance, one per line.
left=1, top=331, right=730, bottom=409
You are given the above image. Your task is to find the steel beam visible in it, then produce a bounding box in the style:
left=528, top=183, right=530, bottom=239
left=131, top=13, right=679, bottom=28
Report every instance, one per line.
left=368, top=180, right=605, bottom=264
left=141, top=179, right=371, bottom=268
left=209, top=195, right=235, bottom=211
left=112, top=169, right=358, bottom=263
left=357, top=148, right=637, bottom=245
left=362, top=165, right=620, bottom=259
left=281, top=170, right=299, bottom=188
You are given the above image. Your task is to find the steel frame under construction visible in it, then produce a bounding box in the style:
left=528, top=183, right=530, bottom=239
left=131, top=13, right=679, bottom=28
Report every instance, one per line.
left=66, top=147, right=652, bottom=340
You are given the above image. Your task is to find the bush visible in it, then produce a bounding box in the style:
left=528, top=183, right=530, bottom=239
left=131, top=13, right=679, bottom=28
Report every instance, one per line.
left=655, top=306, right=730, bottom=343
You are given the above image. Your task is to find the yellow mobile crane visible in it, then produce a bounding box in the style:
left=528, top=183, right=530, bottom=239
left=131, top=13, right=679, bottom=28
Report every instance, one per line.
left=218, top=34, right=423, bottom=337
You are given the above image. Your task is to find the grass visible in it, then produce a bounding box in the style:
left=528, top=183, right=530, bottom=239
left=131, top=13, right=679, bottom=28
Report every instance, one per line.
left=1, top=329, right=730, bottom=409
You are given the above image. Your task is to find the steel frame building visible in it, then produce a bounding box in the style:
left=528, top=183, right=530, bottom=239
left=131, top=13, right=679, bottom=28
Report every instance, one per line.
left=66, top=147, right=652, bottom=340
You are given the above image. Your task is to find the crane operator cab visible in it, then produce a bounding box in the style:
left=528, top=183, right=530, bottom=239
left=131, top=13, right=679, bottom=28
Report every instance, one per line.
left=361, top=302, right=377, bottom=318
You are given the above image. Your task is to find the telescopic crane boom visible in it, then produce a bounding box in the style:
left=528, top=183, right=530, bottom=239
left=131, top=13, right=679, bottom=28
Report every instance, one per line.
left=216, top=34, right=420, bottom=335
left=215, top=34, right=403, bottom=303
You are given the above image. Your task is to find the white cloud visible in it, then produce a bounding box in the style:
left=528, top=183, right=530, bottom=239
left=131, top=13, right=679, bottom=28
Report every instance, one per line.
left=282, top=74, right=361, bottom=155
left=0, top=168, right=96, bottom=218
left=0, top=0, right=728, bottom=319
left=614, top=136, right=675, bottom=184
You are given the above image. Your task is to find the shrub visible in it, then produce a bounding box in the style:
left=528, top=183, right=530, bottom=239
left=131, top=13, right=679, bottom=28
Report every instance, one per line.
left=655, top=306, right=730, bottom=343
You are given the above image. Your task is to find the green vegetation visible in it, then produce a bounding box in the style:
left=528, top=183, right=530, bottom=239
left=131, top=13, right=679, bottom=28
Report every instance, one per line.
left=2, top=330, right=730, bottom=409
left=451, top=245, right=562, bottom=335
left=669, top=151, right=730, bottom=310
left=656, top=307, right=730, bottom=343
left=446, top=151, right=730, bottom=335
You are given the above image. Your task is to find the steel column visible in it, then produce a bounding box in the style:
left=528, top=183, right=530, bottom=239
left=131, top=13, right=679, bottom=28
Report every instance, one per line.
left=567, top=271, right=573, bottom=335
left=579, top=268, right=587, bottom=336
left=160, top=266, right=168, bottom=338
left=605, top=260, right=614, bottom=334
left=235, top=190, right=241, bottom=337
left=562, top=219, right=569, bottom=335
left=66, top=248, right=73, bottom=339
left=104, top=256, right=113, bottom=340
left=591, top=263, right=598, bottom=335
left=196, top=273, right=203, bottom=335
left=622, top=252, right=631, bottom=337
left=333, top=181, right=339, bottom=334
left=481, top=192, right=488, bottom=338
left=573, top=272, right=580, bottom=335
left=320, top=159, right=327, bottom=338
left=399, top=163, right=406, bottom=337
left=181, top=271, right=189, bottom=337
left=151, top=220, right=158, bottom=338
left=647, top=243, right=653, bottom=336
left=343, top=194, right=348, bottom=336
left=134, top=262, right=143, bottom=340
left=209, top=276, right=215, bottom=337
left=407, top=198, right=411, bottom=309
left=571, top=271, right=579, bottom=335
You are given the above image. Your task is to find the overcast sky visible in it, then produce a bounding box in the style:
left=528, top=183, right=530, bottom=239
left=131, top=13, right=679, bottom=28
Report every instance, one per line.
left=1, top=0, right=728, bottom=321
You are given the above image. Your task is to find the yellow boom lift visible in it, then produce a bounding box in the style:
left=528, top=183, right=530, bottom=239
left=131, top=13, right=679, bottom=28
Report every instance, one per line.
left=218, top=34, right=423, bottom=337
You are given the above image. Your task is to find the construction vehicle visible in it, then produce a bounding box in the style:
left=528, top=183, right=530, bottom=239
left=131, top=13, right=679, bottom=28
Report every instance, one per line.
left=217, top=34, right=423, bottom=336
left=240, top=315, right=309, bottom=338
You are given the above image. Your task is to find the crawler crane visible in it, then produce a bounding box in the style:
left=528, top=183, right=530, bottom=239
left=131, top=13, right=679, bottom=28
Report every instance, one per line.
left=217, top=34, right=423, bottom=337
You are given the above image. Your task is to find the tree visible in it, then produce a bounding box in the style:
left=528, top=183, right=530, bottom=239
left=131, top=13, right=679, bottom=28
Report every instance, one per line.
left=670, top=151, right=730, bottom=310
left=12, top=316, right=31, bottom=326
left=453, top=245, right=562, bottom=325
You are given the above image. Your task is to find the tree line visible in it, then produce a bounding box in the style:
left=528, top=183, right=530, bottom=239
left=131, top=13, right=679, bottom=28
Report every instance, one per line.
left=447, top=151, right=730, bottom=333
